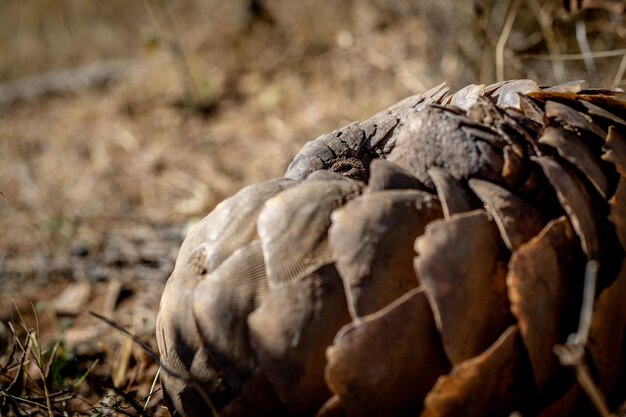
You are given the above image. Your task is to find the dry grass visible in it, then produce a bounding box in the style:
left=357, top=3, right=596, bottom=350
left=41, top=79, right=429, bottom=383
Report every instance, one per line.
left=1, top=0, right=626, bottom=415
left=0, top=305, right=167, bottom=416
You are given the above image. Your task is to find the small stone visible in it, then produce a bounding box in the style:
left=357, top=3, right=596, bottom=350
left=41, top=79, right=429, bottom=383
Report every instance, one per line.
left=52, top=281, right=92, bottom=316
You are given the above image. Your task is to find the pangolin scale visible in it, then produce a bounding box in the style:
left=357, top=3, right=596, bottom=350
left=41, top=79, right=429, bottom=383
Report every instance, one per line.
left=156, top=79, right=626, bottom=417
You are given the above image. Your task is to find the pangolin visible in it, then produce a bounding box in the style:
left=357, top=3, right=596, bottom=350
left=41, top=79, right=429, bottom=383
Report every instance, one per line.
left=156, top=79, right=626, bottom=417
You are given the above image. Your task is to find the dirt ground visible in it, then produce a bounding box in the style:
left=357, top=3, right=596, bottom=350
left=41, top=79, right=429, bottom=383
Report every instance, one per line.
left=1, top=1, right=625, bottom=415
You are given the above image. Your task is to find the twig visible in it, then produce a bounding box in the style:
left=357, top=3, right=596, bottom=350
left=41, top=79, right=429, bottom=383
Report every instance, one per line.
left=1, top=391, right=51, bottom=409
left=23, top=390, right=74, bottom=402
left=553, top=261, right=615, bottom=417
left=99, top=392, right=137, bottom=417
left=109, top=385, right=153, bottom=417
left=90, top=311, right=218, bottom=416
left=496, top=0, right=522, bottom=81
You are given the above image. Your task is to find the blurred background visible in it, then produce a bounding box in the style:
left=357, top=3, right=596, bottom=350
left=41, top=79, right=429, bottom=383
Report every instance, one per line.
left=1, top=0, right=625, bottom=415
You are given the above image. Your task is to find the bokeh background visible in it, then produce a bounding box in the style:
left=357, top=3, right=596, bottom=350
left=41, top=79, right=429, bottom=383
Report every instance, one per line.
left=1, top=0, right=625, bottom=415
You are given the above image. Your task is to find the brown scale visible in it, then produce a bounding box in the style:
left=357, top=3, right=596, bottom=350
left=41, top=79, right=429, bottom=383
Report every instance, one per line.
left=157, top=80, right=626, bottom=417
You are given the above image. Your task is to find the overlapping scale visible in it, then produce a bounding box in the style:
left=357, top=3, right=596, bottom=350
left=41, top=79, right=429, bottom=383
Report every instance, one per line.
left=603, top=127, right=626, bottom=177
left=538, top=125, right=610, bottom=198
left=422, top=326, right=533, bottom=417
left=329, top=189, right=442, bottom=318
left=428, top=167, right=478, bottom=218
left=586, top=261, right=626, bottom=395
left=193, top=241, right=268, bottom=389
left=506, top=216, right=584, bottom=394
left=415, top=210, right=513, bottom=364
left=156, top=178, right=296, bottom=414
left=387, top=106, right=503, bottom=188
left=488, top=79, right=540, bottom=108
left=325, top=288, right=450, bottom=417
left=157, top=80, right=626, bottom=417
left=545, top=100, right=607, bottom=139
left=535, top=156, right=602, bottom=259
left=367, top=158, right=425, bottom=192
left=257, top=178, right=362, bottom=286
left=247, top=263, right=351, bottom=416
left=468, top=179, right=545, bottom=251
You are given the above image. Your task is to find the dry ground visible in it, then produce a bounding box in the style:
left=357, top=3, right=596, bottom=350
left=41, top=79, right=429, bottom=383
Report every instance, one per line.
left=1, top=1, right=625, bottom=415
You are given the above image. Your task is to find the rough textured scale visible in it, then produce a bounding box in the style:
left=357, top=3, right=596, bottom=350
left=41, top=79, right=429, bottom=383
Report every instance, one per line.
left=157, top=80, right=626, bottom=417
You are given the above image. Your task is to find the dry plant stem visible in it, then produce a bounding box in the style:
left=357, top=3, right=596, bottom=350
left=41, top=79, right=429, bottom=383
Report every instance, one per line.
left=73, top=358, right=99, bottom=389
left=2, top=309, right=60, bottom=416
left=89, top=311, right=218, bottom=416
left=43, top=340, right=60, bottom=381
left=6, top=324, right=30, bottom=394
left=144, top=366, right=160, bottom=411
left=35, top=361, right=53, bottom=417
left=576, top=261, right=597, bottom=346
left=30, top=306, right=53, bottom=417
left=575, top=19, right=599, bottom=85
left=114, top=333, right=134, bottom=387
left=554, top=261, right=614, bottom=417
left=527, top=0, right=566, bottom=82
left=576, top=362, right=613, bottom=417
left=0, top=340, right=18, bottom=376
left=4, top=346, right=53, bottom=374
left=612, top=55, right=626, bottom=88
left=2, top=391, right=51, bottom=409
left=496, top=0, right=522, bottom=81
left=523, top=48, right=626, bottom=61
left=477, top=0, right=501, bottom=82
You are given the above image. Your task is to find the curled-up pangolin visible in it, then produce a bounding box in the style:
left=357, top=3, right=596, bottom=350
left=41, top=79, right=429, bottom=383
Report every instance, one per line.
left=156, top=80, right=626, bottom=417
